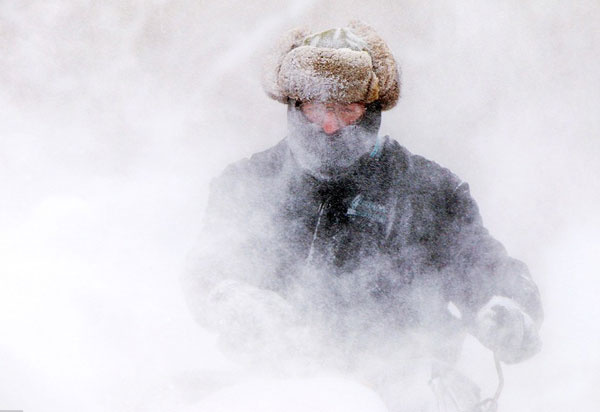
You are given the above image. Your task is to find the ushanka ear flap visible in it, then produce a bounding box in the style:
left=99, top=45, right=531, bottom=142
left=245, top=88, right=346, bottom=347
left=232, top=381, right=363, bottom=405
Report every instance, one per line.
left=347, top=20, right=401, bottom=110
left=261, top=27, right=311, bottom=103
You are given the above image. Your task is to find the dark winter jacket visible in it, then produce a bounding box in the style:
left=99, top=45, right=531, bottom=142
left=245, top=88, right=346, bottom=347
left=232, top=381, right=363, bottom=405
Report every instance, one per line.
left=186, top=136, right=543, bottom=361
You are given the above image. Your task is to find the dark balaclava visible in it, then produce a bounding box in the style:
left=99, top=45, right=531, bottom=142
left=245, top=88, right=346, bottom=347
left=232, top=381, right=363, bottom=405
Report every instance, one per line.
left=286, top=100, right=382, bottom=181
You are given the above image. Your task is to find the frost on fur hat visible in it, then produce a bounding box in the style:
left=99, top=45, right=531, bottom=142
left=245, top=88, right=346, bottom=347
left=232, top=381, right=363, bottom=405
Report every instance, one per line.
left=262, top=20, right=400, bottom=110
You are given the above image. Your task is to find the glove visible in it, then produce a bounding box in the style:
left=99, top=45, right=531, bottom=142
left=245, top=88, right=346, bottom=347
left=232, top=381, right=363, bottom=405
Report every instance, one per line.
left=206, top=280, right=299, bottom=357
left=473, top=296, right=541, bottom=364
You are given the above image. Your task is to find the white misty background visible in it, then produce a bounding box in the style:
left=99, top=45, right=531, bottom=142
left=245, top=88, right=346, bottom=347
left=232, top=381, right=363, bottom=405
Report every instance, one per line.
left=1, top=1, right=598, bottom=411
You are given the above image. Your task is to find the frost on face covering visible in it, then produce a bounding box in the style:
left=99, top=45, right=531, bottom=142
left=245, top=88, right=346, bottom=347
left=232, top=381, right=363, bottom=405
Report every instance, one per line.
left=286, top=102, right=380, bottom=180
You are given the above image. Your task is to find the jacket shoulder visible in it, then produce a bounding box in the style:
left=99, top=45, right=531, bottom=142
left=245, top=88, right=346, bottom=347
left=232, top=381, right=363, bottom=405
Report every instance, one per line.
left=385, top=138, right=463, bottom=193
left=214, top=139, right=289, bottom=186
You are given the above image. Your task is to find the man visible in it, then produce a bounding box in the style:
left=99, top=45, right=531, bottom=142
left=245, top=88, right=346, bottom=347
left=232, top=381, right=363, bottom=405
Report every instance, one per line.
left=183, top=21, right=542, bottom=411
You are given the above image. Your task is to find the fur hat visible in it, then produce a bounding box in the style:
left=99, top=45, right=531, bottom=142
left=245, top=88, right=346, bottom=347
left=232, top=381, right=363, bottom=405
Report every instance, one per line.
left=262, top=20, right=400, bottom=110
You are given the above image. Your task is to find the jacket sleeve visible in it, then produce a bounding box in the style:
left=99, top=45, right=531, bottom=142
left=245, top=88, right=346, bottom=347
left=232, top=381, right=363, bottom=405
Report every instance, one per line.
left=181, top=161, right=277, bottom=328
left=437, top=180, right=543, bottom=327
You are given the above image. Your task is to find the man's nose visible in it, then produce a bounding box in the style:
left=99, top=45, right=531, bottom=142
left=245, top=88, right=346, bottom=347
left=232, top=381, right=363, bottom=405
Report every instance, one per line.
left=321, top=111, right=342, bottom=135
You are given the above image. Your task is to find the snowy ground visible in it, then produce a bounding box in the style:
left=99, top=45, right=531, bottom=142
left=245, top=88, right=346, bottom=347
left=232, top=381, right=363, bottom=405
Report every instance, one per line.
left=1, top=1, right=599, bottom=411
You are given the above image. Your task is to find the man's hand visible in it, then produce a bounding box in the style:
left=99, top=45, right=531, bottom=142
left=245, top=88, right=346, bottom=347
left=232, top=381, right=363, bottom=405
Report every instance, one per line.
left=206, top=280, right=299, bottom=356
left=473, top=296, right=541, bottom=364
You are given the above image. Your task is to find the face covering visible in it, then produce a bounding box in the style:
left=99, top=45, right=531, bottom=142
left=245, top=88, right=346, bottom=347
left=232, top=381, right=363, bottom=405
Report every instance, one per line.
left=286, top=101, right=382, bottom=181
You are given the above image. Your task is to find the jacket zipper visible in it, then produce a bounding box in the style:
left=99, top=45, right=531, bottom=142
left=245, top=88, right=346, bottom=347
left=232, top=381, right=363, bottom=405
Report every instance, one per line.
left=306, top=200, right=327, bottom=264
